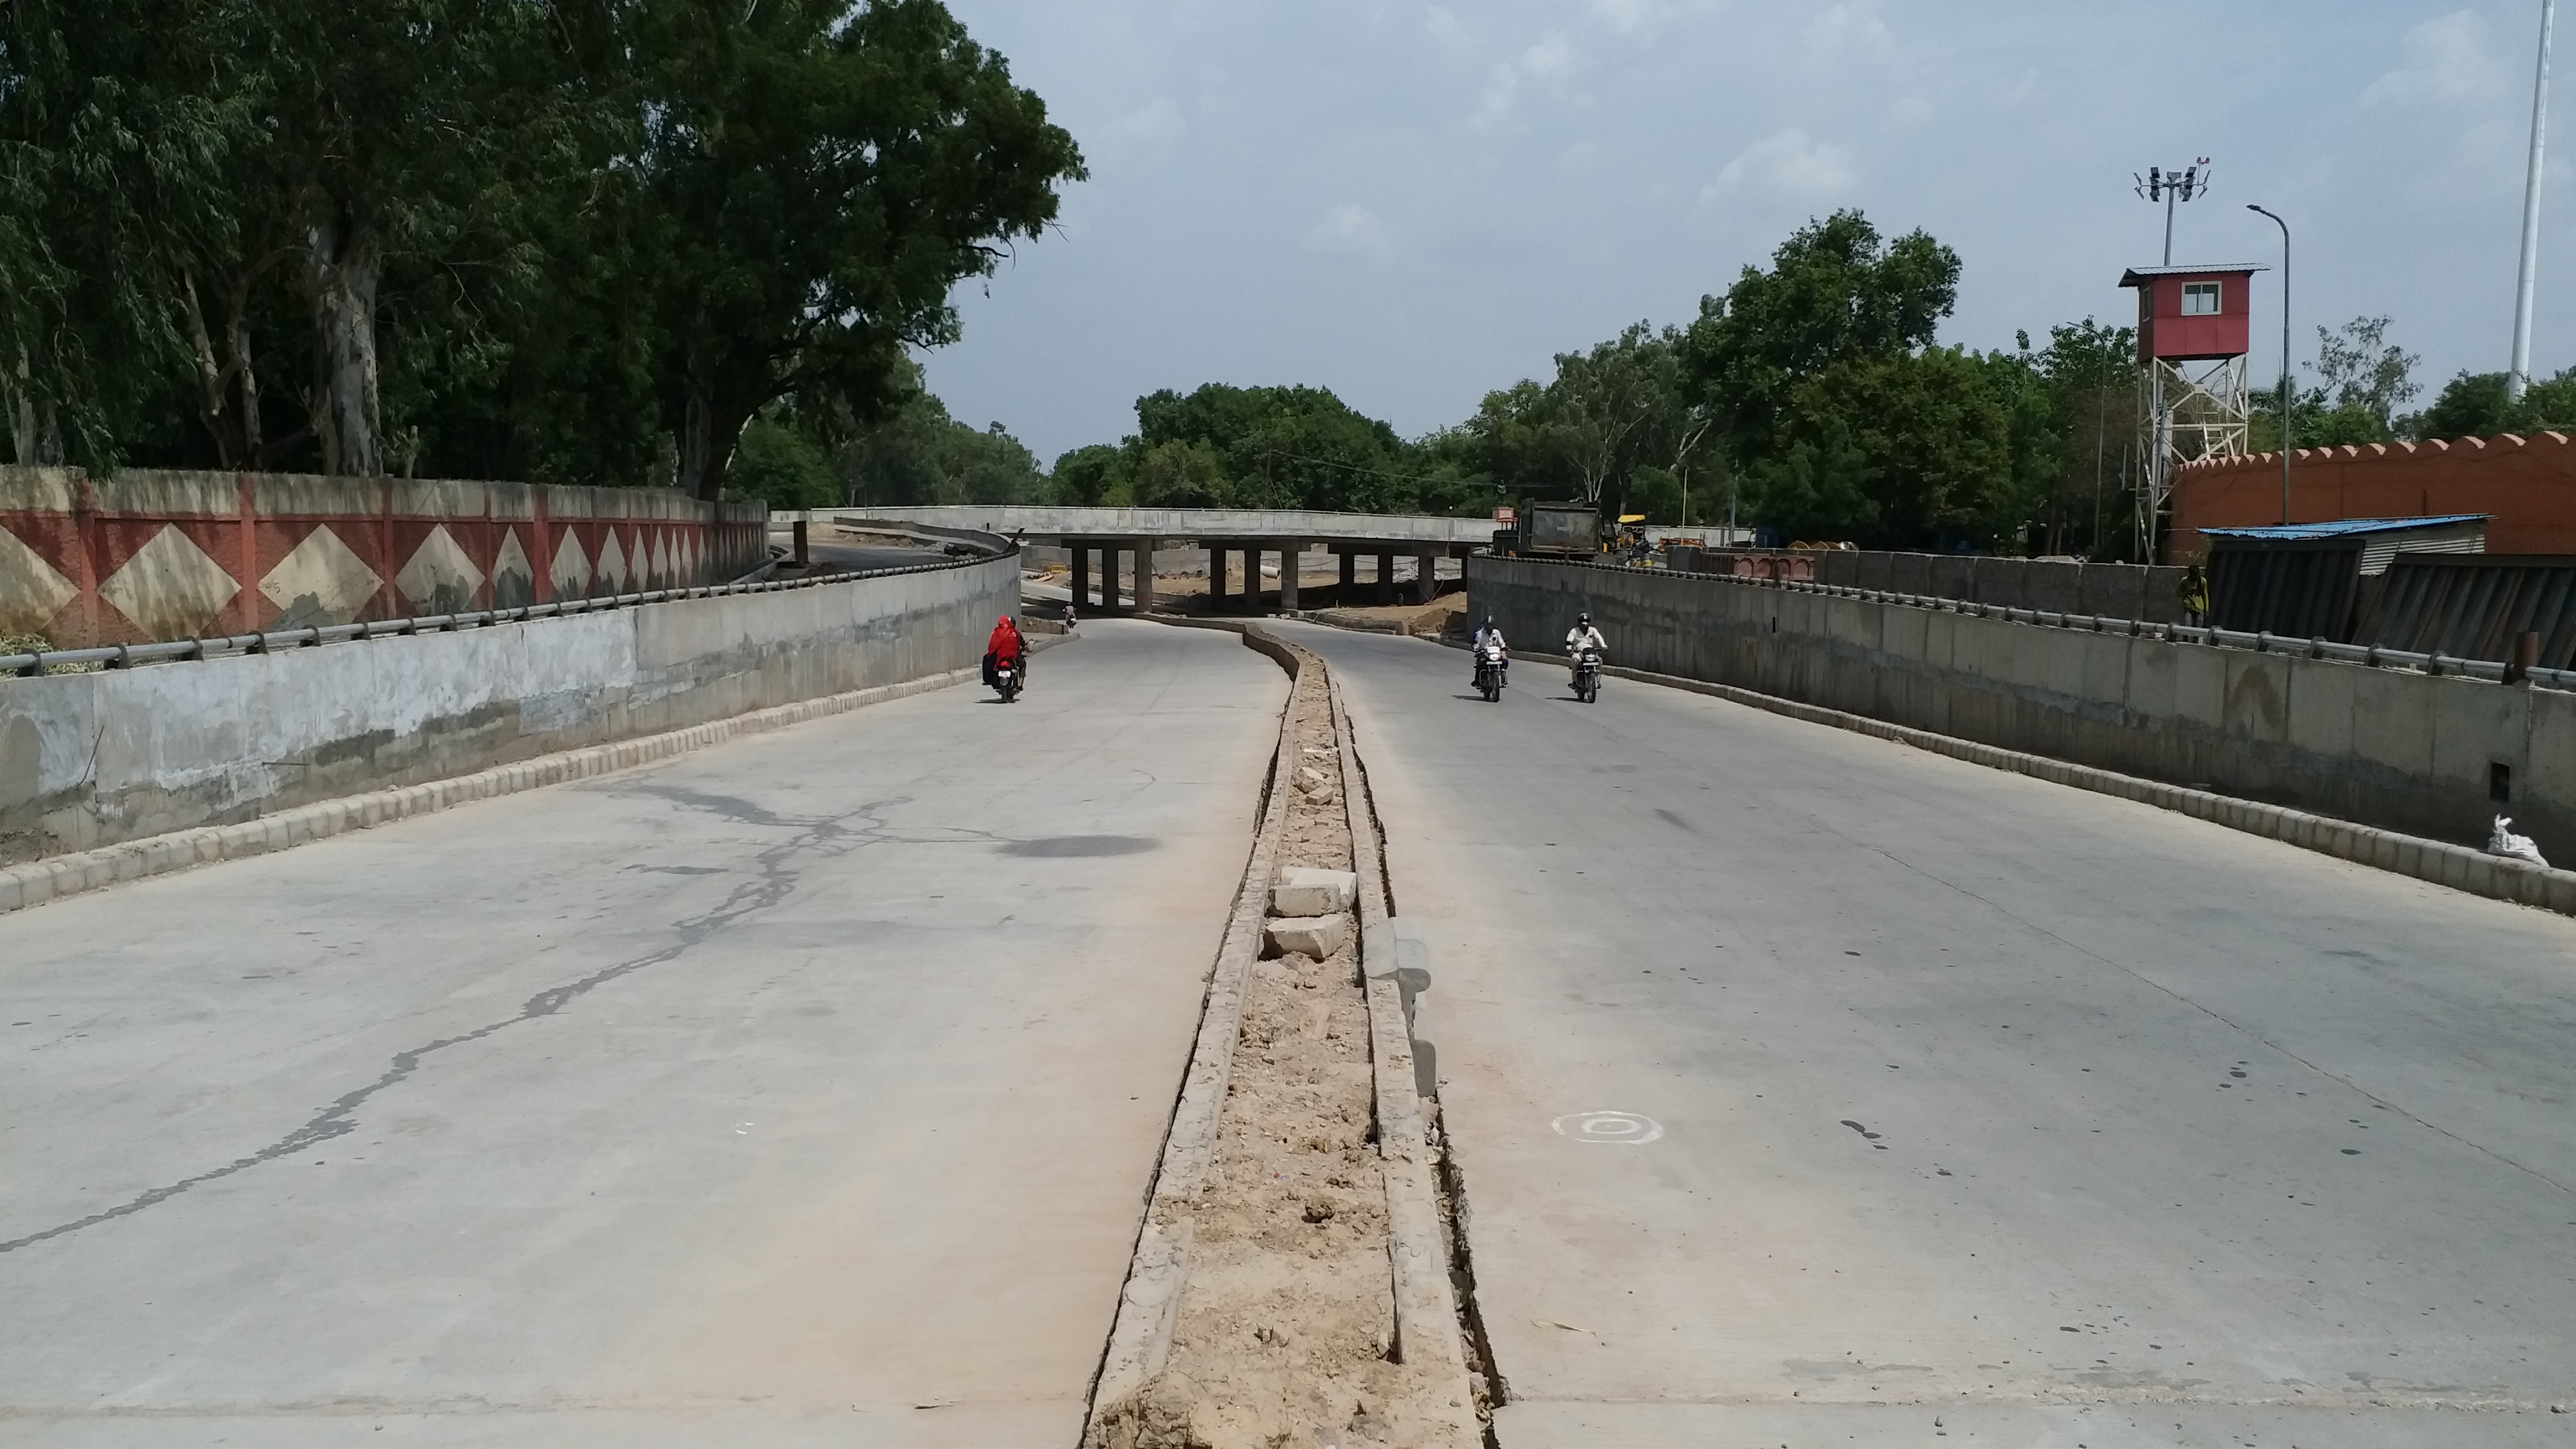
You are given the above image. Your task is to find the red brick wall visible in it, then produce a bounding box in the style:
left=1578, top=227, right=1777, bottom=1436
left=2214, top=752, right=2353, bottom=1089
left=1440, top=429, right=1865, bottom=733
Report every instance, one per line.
left=2169, top=434, right=2576, bottom=562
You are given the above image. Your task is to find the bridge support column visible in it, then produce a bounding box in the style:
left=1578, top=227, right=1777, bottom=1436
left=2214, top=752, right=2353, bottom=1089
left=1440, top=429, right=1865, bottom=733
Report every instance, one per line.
left=1133, top=537, right=1156, bottom=614
left=1072, top=545, right=1090, bottom=614
left=1338, top=549, right=1356, bottom=605
left=1375, top=551, right=1395, bottom=605
left=1278, top=543, right=1299, bottom=612
left=1208, top=546, right=1225, bottom=610
left=1414, top=550, right=1438, bottom=604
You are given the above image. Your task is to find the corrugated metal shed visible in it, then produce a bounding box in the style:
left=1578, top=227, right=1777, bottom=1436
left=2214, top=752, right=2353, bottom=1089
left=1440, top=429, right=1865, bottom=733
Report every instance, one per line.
left=2202, top=517, right=2494, bottom=641
left=2199, top=515, right=2488, bottom=573
left=2352, top=555, right=2576, bottom=668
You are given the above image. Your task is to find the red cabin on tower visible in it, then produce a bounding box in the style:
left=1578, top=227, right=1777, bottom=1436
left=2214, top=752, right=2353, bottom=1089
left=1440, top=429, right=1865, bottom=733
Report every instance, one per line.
left=2119, top=263, right=2264, bottom=363
left=2118, top=263, right=2263, bottom=560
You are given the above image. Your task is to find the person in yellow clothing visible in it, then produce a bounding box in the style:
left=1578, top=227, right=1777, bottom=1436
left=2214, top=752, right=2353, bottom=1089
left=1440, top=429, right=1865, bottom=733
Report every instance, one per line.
left=2178, top=564, right=2212, bottom=627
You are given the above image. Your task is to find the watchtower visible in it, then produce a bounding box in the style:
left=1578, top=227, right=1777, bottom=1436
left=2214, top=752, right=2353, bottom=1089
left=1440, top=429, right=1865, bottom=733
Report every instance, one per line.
left=2120, top=263, right=2264, bottom=559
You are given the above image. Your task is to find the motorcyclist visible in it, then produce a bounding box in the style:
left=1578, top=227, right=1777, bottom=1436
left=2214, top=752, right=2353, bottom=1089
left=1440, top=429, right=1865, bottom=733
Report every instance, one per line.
left=1564, top=612, right=1607, bottom=686
left=984, top=614, right=1025, bottom=689
left=1470, top=614, right=1508, bottom=685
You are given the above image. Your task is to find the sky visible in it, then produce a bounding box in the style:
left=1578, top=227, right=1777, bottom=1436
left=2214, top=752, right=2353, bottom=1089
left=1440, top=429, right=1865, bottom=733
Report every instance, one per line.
left=921, top=1, right=2575, bottom=464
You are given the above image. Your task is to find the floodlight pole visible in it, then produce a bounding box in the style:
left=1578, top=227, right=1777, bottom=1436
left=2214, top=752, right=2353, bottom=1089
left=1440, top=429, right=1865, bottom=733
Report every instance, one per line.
left=2513, top=0, right=2558, bottom=402
left=2249, top=205, right=2292, bottom=524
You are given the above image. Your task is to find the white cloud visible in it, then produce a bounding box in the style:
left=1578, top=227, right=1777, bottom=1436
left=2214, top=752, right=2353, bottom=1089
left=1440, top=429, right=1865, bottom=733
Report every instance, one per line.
left=1804, top=2, right=1893, bottom=59
left=1307, top=202, right=1390, bottom=255
left=1708, top=127, right=1858, bottom=201
left=1474, top=31, right=1581, bottom=126
left=1092, top=98, right=1186, bottom=174
left=1423, top=4, right=1470, bottom=50
left=1587, top=0, right=1661, bottom=37
left=2365, top=11, right=2511, bottom=107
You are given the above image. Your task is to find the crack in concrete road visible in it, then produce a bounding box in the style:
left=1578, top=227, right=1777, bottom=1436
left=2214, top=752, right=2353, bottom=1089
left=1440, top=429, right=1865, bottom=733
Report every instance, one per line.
left=0, top=797, right=879, bottom=1258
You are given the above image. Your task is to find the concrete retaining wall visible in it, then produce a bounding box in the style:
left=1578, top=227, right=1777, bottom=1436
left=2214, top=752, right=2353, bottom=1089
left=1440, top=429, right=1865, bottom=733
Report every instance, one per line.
left=0, top=553, right=1018, bottom=863
left=1806, top=550, right=2187, bottom=622
left=1469, top=556, right=2576, bottom=859
left=811, top=504, right=1494, bottom=544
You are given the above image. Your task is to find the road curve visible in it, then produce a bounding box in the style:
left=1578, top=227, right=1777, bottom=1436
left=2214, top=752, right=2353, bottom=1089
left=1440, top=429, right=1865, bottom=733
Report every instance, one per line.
left=0, top=621, right=1286, bottom=1448
left=1277, top=621, right=2576, bottom=1448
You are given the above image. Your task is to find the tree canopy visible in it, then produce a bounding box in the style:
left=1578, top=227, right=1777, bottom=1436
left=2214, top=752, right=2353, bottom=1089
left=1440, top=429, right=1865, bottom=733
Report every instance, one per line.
left=0, top=0, right=1082, bottom=499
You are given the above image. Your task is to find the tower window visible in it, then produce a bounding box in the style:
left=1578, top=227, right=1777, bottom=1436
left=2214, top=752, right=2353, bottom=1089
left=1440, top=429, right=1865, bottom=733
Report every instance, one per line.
left=2182, top=281, right=2222, bottom=316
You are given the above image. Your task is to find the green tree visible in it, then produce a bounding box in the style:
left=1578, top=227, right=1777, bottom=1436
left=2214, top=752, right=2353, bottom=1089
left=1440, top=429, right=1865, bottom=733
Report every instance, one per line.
left=1049, top=442, right=1129, bottom=505
left=621, top=0, right=1082, bottom=499
left=730, top=412, right=839, bottom=508
left=1685, top=211, right=2032, bottom=548
left=1681, top=209, right=1961, bottom=466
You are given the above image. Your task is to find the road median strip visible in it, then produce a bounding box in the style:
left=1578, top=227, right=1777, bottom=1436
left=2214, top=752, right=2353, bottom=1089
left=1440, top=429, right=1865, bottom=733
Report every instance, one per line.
left=1088, top=621, right=1482, bottom=1449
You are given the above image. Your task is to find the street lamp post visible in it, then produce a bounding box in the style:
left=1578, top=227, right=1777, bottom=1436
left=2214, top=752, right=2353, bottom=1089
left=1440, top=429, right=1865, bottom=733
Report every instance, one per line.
left=2248, top=205, right=2293, bottom=525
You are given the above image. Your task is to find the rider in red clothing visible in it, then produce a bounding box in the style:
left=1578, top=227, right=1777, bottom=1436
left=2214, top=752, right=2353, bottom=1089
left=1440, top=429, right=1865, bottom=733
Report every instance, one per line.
left=984, top=614, right=1025, bottom=688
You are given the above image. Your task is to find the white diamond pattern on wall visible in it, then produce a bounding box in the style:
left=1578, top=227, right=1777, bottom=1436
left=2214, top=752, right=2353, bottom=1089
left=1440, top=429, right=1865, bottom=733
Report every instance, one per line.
left=394, top=525, right=485, bottom=613
left=649, top=531, right=670, bottom=588
left=550, top=529, right=591, bottom=597
left=491, top=529, right=534, bottom=608
left=258, top=525, right=381, bottom=627
left=0, top=526, right=79, bottom=636
left=596, top=529, right=627, bottom=593
left=98, top=525, right=242, bottom=639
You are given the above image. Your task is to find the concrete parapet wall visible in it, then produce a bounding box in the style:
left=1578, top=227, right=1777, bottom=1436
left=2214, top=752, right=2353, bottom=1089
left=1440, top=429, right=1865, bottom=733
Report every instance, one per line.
left=809, top=504, right=1494, bottom=545
left=1468, top=556, right=2576, bottom=859
left=1808, top=550, right=2185, bottom=622
left=0, top=553, right=1017, bottom=863
left=0, top=467, right=769, bottom=646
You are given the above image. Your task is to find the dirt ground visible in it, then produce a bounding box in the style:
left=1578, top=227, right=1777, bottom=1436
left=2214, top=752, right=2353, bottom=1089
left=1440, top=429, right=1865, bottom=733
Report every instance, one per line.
left=1090, top=659, right=1465, bottom=1449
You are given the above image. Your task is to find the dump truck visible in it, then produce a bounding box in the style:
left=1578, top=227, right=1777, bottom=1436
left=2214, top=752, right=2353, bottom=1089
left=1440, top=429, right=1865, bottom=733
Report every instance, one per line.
left=1522, top=503, right=1602, bottom=557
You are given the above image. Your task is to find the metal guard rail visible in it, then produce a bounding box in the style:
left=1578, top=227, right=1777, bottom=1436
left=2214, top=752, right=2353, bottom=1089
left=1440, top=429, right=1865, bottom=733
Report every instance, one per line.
left=1505, top=555, right=2576, bottom=694
left=4, top=550, right=1001, bottom=679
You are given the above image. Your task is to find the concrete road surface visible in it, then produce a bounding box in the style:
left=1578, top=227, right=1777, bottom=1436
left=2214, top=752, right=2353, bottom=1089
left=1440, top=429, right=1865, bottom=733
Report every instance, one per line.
left=1278, top=622, right=2576, bottom=1448
left=0, top=621, right=1285, bottom=1447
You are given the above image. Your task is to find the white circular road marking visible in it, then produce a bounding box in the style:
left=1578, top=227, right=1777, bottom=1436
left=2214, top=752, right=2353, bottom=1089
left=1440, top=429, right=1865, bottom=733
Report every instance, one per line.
left=1552, top=1110, right=1663, bottom=1144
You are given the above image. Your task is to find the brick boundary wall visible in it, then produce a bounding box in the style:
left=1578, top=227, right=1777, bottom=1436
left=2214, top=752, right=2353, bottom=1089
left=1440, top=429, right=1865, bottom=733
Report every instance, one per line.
left=2171, top=433, right=2576, bottom=561
left=0, top=467, right=768, bottom=647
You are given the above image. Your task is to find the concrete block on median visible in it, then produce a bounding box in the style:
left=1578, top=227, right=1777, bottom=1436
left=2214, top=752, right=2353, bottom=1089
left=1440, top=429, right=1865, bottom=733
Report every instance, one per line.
left=1273, top=866, right=1358, bottom=916
left=1264, top=912, right=1351, bottom=960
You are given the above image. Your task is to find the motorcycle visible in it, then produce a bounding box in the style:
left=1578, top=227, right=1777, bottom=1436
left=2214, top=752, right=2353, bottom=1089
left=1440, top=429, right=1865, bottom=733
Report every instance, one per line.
left=993, top=654, right=1023, bottom=702
left=1474, top=641, right=1508, bottom=702
left=1573, top=647, right=1602, bottom=704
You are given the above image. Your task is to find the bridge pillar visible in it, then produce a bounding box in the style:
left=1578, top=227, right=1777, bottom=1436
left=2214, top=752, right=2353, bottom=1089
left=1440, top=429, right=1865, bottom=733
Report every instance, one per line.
left=1279, top=543, right=1299, bottom=612
left=1133, top=537, right=1155, bottom=614
left=1072, top=545, right=1090, bottom=614
left=1414, top=550, right=1438, bottom=604
left=1375, top=551, right=1395, bottom=605
left=1208, top=546, right=1225, bottom=610
left=1338, top=549, right=1356, bottom=605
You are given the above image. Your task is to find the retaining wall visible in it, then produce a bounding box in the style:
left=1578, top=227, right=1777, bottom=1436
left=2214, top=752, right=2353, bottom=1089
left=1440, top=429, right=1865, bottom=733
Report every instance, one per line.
left=1, top=467, right=769, bottom=646
left=1467, top=556, right=2576, bottom=859
left=1808, top=551, right=2189, bottom=623
left=0, top=552, right=1017, bottom=863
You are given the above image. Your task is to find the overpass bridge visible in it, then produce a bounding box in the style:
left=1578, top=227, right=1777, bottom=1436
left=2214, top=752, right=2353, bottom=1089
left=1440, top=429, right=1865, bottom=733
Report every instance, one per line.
left=799, top=504, right=1495, bottom=612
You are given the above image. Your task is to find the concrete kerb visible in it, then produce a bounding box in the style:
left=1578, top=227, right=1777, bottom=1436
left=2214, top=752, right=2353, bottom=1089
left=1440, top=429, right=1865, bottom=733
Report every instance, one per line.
left=1331, top=679, right=1478, bottom=1442
left=1085, top=620, right=1304, bottom=1424
left=0, top=640, right=1079, bottom=918
left=1455, top=641, right=2576, bottom=920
